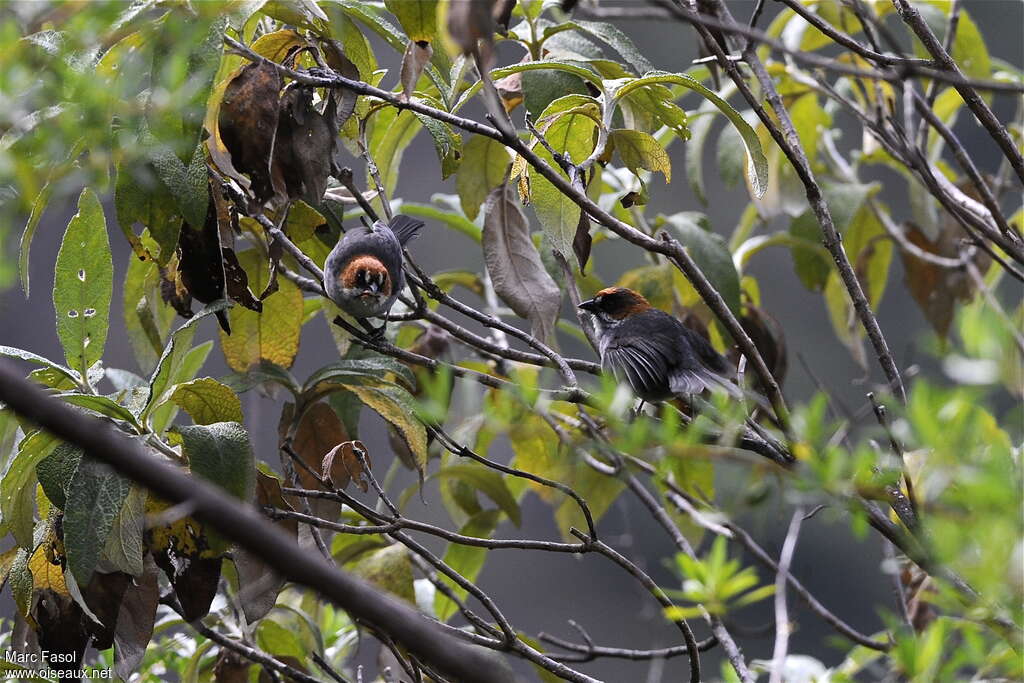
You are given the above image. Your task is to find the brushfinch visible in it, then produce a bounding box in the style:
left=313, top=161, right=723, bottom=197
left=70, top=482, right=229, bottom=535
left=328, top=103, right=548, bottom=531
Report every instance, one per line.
left=578, top=287, right=741, bottom=402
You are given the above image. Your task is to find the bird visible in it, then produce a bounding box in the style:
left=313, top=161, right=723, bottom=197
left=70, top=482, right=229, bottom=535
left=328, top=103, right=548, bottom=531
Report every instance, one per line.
left=324, top=214, right=425, bottom=335
left=578, top=286, right=741, bottom=405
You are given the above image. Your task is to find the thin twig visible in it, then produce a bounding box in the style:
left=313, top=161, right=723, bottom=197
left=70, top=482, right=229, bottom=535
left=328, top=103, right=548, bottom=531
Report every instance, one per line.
left=769, top=507, right=804, bottom=683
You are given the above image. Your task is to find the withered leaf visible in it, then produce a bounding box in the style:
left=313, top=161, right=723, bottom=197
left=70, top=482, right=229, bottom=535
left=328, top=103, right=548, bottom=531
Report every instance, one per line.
left=153, top=548, right=220, bottom=623
left=901, top=222, right=986, bottom=338
left=322, top=440, right=371, bottom=492
left=572, top=212, right=592, bottom=274
left=272, top=86, right=334, bottom=205
left=214, top=649, right=251, bottom=683
left=399, top=40, right=433, bottom=102
left=34, top=589, right=89, bottom=671
left=222, top=247, right=262, bottom=312
left=235, top=470, right=293, bottom=623
left=319, top=38, right=360, bottom=132
left=494, top=71, right=523, bottom=113
left=176, top=198, right=230, bottom=333
left=113, top=556, right=159, bottom=681
left=279, top=402, right=347, bottom=520
left=482, top=183, right=561, bottom=344
left=218, top=60, right=283, bottom=204
left=493, top=0, right=517, bottom=34
left=82, top=570, right=132, bottom=650
left=730, top=304, right=788, bottom=394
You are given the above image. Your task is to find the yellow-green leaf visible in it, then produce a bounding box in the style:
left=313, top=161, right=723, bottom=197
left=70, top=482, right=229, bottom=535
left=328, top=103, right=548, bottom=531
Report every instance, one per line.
left=457, top=135, right=512, bottom=220
left=610, top=129, right=672, bottom=182
left=344, top=383, right=428, bottom=473
left=349, top=543, right=416, bottom=603
left=384, top=0, right=439, bottom=43
left=172, top=377, right=244, bottom=425
left=220, top=250, right=302, bottom=372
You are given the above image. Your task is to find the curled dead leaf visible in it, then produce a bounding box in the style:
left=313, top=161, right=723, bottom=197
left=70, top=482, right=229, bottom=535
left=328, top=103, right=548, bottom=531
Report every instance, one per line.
left=322, top=440, right=371, bottom=492
left=399, top=40, right=433, bottom=102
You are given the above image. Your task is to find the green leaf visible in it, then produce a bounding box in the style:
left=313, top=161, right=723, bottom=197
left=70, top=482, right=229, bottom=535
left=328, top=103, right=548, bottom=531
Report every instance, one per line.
left=64, top=455, right=133, bottom=584
left=453, top=60, right=602, bottom=113
left=327, top=0, right=449, bottom=96
left=53, top=188, right=113, bottom=378
left=415, top=113, right=461, bottom=179
left=434, top=509, right=501, bottom=621
left=530, top=97, right=598, bottom=258
left=304, top=357, right=418, bottom=394
left=220, top=250, right=303, bottom=372
left=660, top=212, right=742, bottom=316
left=123, top=230, right=177, bottom=374
left=142, top=130, right=209, bottom=232
left=429, top=464, right=521, bottom=527
left=457, top=135, right=512, bottom=221
left=342, top=383, right=428, bottom=473
left=567, top=19, right=654, bottom=76
left=98, top=485, right=146, bottom=577
left=384, top=0, right=439, bottom=42
left=36, top=442, right=82, bottom=511
left=171, top=377, right=244, bottom=425
left=0, top=346, right=79, bottom=386
left=143, top=302, right=227, bottom=428
left=257, top=620, right=306, bottom=660
left=179, top=422, right=255, bottom=503
left=115, top=161, right=181, bottom=265
left=399, top=202, right=481, bottom=242
left=610, top=128, right=672, bottom=182
left=349, top=543, right=415, bottom=603
left=613, top=72, right=768, bottom=198
left=150, top=342, right=213, bottom=434
left=367, top=108, right=421, bottom=202
left=788, top=212, right=831, bottom=291
left=18, top=181, right=53, bottom=296
left=0, top=431, right=60, bottom=548
left=56, top=393, right=142, bottom=430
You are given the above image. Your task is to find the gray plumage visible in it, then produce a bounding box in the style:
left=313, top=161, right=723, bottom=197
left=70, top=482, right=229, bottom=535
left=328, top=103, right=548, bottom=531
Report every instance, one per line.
left=598, top=309, right=740, bottom=402
left=324, top=214, right=424, bottom=320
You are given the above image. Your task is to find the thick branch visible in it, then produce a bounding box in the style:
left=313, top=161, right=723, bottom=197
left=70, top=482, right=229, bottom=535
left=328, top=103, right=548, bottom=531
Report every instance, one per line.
left=0, top=361, right=515, bottom=683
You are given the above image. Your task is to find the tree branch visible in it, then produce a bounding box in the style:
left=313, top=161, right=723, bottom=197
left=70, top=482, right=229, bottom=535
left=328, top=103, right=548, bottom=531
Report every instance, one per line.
left=0, top=361, right=516, bottom=683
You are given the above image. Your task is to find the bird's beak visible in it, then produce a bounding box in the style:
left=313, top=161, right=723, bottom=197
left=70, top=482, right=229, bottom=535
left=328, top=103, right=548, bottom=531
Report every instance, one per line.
left=578, top=299, right=599, bottom=312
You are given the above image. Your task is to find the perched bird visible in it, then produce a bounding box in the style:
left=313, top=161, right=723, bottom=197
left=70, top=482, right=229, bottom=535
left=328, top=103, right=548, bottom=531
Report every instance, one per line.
left=578, top=287, right=740, bottom=403
left=324, top=214, right=424, bottom=332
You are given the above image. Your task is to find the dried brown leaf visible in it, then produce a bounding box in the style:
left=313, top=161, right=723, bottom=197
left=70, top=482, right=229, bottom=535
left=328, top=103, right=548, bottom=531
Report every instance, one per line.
left=482, top=183, right=561, bottom=344
left=322, top=440, right=371, bottom=492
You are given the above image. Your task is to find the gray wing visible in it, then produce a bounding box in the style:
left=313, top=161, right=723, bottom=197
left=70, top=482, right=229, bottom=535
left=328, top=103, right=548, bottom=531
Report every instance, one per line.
left=602, top=333, right=674, bottom=399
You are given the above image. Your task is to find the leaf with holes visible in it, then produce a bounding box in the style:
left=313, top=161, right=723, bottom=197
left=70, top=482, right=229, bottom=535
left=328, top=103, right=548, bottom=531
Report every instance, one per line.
left=54, top=189, right=112, bottom=379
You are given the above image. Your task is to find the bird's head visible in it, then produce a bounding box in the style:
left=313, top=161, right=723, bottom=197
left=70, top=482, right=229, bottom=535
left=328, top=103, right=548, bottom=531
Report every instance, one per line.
left=340, top=255, right=391, bottom=298
left=578, top=287, right=652, bottom=324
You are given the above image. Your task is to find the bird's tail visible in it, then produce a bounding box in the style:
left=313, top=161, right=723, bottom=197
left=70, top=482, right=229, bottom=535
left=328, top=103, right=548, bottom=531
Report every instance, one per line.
left=388, top=214, right=425, bottom=245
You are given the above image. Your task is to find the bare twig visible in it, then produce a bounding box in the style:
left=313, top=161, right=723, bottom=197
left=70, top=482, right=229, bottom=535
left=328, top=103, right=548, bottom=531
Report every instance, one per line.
left=769, top=507, right=803, bottom=683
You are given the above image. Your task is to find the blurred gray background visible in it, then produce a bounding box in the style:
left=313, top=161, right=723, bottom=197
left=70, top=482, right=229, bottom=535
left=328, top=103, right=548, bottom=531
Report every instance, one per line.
left=1, top=1, right=1021, bottom=680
